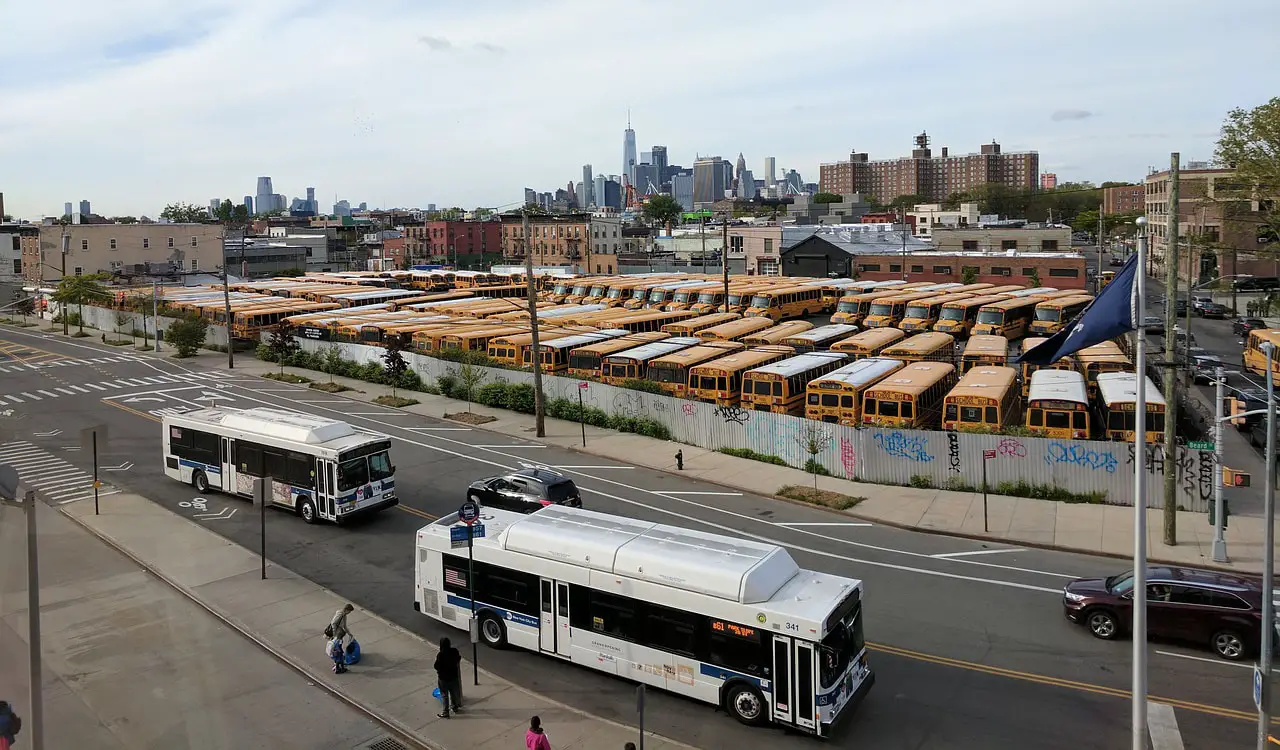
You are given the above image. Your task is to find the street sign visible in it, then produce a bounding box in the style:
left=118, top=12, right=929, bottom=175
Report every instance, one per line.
left=450, top=523, right=486, bottom=548
left=578, top=382, right=588, bottom=390
left=1256, top=664, right=1264, bottom=710
left=1189, top=440, right=1215, bottom=451
left=982, top=450, right=996, bottom=460
left=458, top=500, right=480, bottom=525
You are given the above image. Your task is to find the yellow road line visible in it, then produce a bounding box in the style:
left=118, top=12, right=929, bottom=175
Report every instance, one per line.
left=399, top=505, right=437, bottom=520
left=869, top=641, right=1274, bottom=724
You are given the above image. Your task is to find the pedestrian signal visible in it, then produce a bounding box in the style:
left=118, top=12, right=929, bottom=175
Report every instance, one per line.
left=1223, top=468, right=1251, bottom=487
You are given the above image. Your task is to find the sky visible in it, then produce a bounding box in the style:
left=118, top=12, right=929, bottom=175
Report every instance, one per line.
left=1, top=0, right=1277, bottom=220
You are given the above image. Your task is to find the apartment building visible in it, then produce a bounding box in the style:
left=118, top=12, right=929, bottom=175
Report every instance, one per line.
left=725, top=225, right=784, bottom=276
left=819, top=136, right=1038, bottom=204
left=500, top=213, right=618, bottom=274
left=1, top=223, right=39, bottom=284
left=1144, top=166, right=1273, bottom=282
left=846, top=251, right=1086, bottom=289
left=929, top=226, right=1071, bottom=254
left=406, top=220, right=501, bottom=265
left=906, top=202, right=981, bottom=240
left=27, top=223, right=225, bottom=282
left=1103, top=184, right=1144, bottom=215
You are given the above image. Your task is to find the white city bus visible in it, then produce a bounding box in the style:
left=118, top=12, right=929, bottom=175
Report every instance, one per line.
left=162, top=407, right=398, bottom=524
left=414, top=505, right=872, bottom=735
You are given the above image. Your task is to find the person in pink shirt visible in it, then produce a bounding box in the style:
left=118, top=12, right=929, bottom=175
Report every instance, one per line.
left=525, top=715, right=551, bottom=750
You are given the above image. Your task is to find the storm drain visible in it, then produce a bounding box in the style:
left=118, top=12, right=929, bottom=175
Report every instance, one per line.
left=357, top=736, right=410, bottom=750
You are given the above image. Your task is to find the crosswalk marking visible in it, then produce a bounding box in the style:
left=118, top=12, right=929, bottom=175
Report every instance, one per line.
left=0, top=442, right=114, bottom=505
left=84, top=383, right=106, bottom=391
left=21, top=392, right=40, bottom=400
left=5, top=395, right=22, bottom=403
left=37, top=390, right=58, bottom=398
left=54, top=387, right=76, bottom=395
left=4, top=366, right=235, bottom=404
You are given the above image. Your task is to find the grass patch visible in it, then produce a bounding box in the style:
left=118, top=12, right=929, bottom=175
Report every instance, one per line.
left=374, top=395, right=419, bottom=407
left=717, top=447, right=788, bottom=466
left=777, top=485, right=864, bottom=510
left=104, top=338, right=133, bottom=346
left=261, top=372, right=312, bottom=384
left=71, top=331, right=91, bottom=338
left=309, top=381, right=353, bottom=393
left=135, top=345, right=154, bottom=351
left=446, top=411, right=497, bottom=425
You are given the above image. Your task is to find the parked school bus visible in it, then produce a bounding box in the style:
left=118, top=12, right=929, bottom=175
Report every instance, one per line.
left=663, top=283, right=723, bottom=312
left=1243, top=329, right=1280, bottom=379
left=660, top=312, right=742, bottom=336
left=740, top=352, right=848, bottom=415
left=690, top=283, right=766, bottom=315
left=645, top=341, right=746, bottom=397
left=880, top=332, right=956, bottom=364
left=863, top=292, right=954, bottom=329
left=488, top=329, right=578, bottom=367
left=1025, top=370, right=1091, bottom=439
left=831, top=328, right=906, bottom=359
left=686, top=345, right=796, bottom=405
left=780, top=324, right=861, bottom=353
left=960, top=335, right=1010, bottom=373
left=805, top=357, right=906, bottom=425
left=971, top=296, right=1051, bottom=340
left=410, top=322, right=492, bottom=353
left=934, top=294, right=1018, bottom=338
left=832, top=289, right=903, bottom=326
left=1095, top=372, right=1166, bottom=442
left=1019, top=337, right=1079, bottom=396
left=1029, top=294, right=1093, bottom=335
left=745, top=286, right=826, bottom=322
left=608, top=309, right=699, bottom=333
left=695, top=317, right=775, bottom=342
left=599, top=337, right=702, bottom=385
left=526, top=329, right=630, bottom=372
left=1076, top=341, right=1131, bottom=399
left=637, top=280, right=714, bottom=310
left=439, top=325, right=527, bottom=352
left=941, top=366, right=1019, bottom=431
left=899, top=293, right=976, bottom=334
left=566, top=332, right=669, bottom=378
left=860, top=362, right=958, bottom=429
left=741, top=320, right=814, bottom=346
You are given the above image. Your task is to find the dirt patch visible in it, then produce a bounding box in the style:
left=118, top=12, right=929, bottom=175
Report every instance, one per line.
left=374, top=395, right=419, bottom=407
left=309, top=381, right=353, bottom=393
left=261, top=372, right=312, bottom=384
left=776, top=485, right=864, bottom=510
left=445, top=411, right=496, bottom=425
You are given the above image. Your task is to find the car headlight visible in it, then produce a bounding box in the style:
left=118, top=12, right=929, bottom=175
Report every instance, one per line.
left=1064, top=591, right=1086, bottom=603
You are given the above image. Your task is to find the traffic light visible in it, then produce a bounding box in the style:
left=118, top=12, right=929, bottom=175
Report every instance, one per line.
left=1223, top=467, right=1251, bottom=487
left=1229, top=397, right=1247, bottom=426
left=1208, top=498, right=1232, bottom=528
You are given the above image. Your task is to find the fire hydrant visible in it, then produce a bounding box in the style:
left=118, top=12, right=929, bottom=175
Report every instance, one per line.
left=675, top=450, right=684, bottom=471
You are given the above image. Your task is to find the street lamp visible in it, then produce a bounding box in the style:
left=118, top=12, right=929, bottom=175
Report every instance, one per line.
left=0, top=465, right=44, bottom=750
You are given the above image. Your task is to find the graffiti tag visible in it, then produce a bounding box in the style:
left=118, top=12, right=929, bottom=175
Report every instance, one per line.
left=1045, top=442, right=1117, bottom=473
left=681, top=403, right=696, bottom=417
left=874, top=431, right=934, bottom=463
left=713, top=404, right=750, bottom=426
left=1127, top=444, right=1166, bottom=476
left=947, top=432, right=961, bottom=474
left=839, top=437, right=857, bottom=477
left=997, top=438, right=1027, bottom=458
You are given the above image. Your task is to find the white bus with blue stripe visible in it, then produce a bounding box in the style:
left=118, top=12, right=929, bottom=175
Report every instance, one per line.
left=161, top=407, right=398, bottom=524
left=413, top=505, right=872, bottom=735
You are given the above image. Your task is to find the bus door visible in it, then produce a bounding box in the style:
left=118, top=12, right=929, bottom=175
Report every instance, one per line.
left=771, top=634, right=817, bottom=731
left=219, top=437, right=233, bottom=492
left=316, top=459, right=337, bottom=521
left=538, top=578, right=572, bottom=658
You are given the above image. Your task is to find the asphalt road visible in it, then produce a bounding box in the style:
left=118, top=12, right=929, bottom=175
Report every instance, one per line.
left=0, top=327, right=1268, bottom=750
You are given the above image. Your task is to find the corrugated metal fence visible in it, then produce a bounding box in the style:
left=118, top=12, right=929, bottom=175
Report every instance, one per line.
left=295, top=338, right=1214, bottom=511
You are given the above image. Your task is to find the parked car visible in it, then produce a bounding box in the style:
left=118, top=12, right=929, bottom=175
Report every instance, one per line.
left=1199, top=302, right=1230, bottom=319
left=1142, top=316, right=1165, bottom=335
left=1234, top=276, right=1280, bottom=292
left=1190, top=353, right=1227, bottom=385
left=1233, top=317, right=1267, bottom=336
left=1162, top=298, right=1188, bottom=316
left=1191, top=295, right=1214, bottom=314
left=466, top=467, right=582, bottom=513
left=1109, top=255, right=1125, bottom=267
left=1062, top=566, right=1265, bottom=660
left=1234, top=387, right=1271, bottom=432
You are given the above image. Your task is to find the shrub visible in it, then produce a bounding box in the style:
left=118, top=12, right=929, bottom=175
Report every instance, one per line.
left=437, top=374, right=459, bottom=398
left=802, top=459, right=831, bottom=476
left=717, top=447, right=788, bottom=466
left=993, top=480, right=1105, bottom=504
left=256, top=343, right=276, bottom=362
left=503, top=383, right=537, bottom=414
left=909, top=474, right=934, bottom=489
left=620, top=378, right=665, bottom=395
left=475, top=382, right=509, bottom=407
left=941, top=477, right=977, bottom=492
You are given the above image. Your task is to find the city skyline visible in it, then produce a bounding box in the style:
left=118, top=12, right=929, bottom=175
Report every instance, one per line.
left=1, top=0, right=1276, bottom=219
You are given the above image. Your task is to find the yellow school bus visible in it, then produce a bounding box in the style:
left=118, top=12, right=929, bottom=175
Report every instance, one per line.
left=740, top=352, right=849, bottom=415
left=526, top=329, right=629, bottom=372
left=566, top=331, right=669, bottom=378
left=1098, top=270, right=1116, bottom=289
left=881, top=331, right=956, bottom=364
left=645, top=341, right=746, bottom=397
left=664, top=283, right=724, bottom=312
left=863, top=292, right=954, bottom=329
left=695, top=317, right=775, bottom=342
left=941, top=366, right=1019, bottom=431
left=1243, top=329, right=1280, bottom=379
left=1095, top=372, right=1166, bottom=442
left=1076, top=341, right=1132, bottom=399
left=744, top=285, right=826, bottom=321
left=971, top=296, right=1051, bottom=340
left=1025, top=370, right=1091, bottom=439
left=832, top=289, right=909, bottom=326
left=1019, top=337, right=1081, bottom=396
left=439, top=325, right=527, bottom=352
left=487, top=329, right=577, bottom=367
left=960, top=335, right=1010, bottom=373
left=861, top=362, right=958, bottom=429
left=934, top=294, right=1017, bottom=339
left=741, top=320, right=814, bottom=346
left=600, top=337, right=702, bottom=385
left=1029, top=294, right=1093, bottom=336
left=660, top=312, right=742, bottom=336
left=899, top=293, right=976, bottom=334
left=633, top=280, right=713, bottom=310
left=687, top=345, right=796, bottom=405
left=608, top=309, right=699, bottom=333
left=805, top=357, right=906, bottom=425
left=831, top=328, right=906, bottom=359
left=780, top=323, right=861, bottom=353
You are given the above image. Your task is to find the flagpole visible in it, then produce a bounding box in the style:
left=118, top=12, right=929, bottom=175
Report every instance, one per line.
left=1131, top=215, right=1149, bottom=750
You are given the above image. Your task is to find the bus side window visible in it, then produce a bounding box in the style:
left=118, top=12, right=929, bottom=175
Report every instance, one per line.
left=263, top=449, right=287, bottom=483
left=288, top=452, right=314, bottom=489
left=841, top=395, right=854, bottom=408
left=1029, top=408, right=1043, bottom=426
left=986, top=406, right=998, bottom=423
left=235, top=441, right=264, bottom=476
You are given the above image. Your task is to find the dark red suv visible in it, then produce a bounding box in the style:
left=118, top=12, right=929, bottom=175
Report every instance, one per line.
left=1062, top=566, right=1266, bottom=661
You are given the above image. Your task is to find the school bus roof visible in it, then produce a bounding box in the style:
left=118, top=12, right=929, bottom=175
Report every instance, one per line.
left=883, top=332, right=956, bottom=354
left=947, top=366, right=1018, bottom=400
left=747, top=351, right=848, bottom=378
left=696, top=317, right=775, bottom=339
left=571, top=331, right=670, bottom=354
left=869, top=290, right=959, bottom=305
left=649, top=341, right=746, bottom=367
left=1036, top=294, right=1094, bottom=308
left=865, top=361, right=957, bottom=396
left=606, top=337, right=702, bottom=363
left=782, top=324, right=859, bottom=343
left=979, top=295, right=1056, bottom=311
left=942, top=294, right=1017, bottom=309
left=963, top=334, right=1010, bottom=355
left=1096, top=372, right=1166, bottom=406
left=904, top=292, right=978, bottom=308
left=810, top=357, right=906, bottom=389
left=689, top=345, right=797, bottom=374
left=834, top=328, right=906, bottom=350
left=1028, top=370, right=1089, bottom=404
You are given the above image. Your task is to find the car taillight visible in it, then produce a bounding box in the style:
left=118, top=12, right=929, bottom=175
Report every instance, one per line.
left=540, top=499, right=552, bottom=506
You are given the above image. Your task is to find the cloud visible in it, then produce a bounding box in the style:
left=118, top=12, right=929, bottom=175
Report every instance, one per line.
left=473, top=42, right=505, bottom=54
left=418, top=35, right=453, bottom=51
left=1051, top=109, right=1094, bottom=122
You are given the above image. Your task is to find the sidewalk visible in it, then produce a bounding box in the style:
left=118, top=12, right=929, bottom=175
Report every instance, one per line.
left=215, top=352, right=1277, bottom=574
left=0, top=501, right=386, bottom=750
left=59, top=493, right=692, bottom=750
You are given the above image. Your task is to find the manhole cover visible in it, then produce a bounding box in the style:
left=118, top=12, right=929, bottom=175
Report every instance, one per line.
left=358, top=736, right=409, bottom=750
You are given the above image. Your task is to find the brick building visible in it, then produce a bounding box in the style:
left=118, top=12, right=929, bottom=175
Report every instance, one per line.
left=1144, top=166, right=1274, bottom=282
left=1102, top=184, right=1144, bottom=215
left=819, top=135, right=1038, bottom=204
left=500, top=213, right=618, bottom=274
left=928, top=226, right=1071, bottom=254
left=407, top=220, right=501, bottom=266
left=848, top=251, right=1086, bottom=289
left=28, top=223, right=225, bottom=282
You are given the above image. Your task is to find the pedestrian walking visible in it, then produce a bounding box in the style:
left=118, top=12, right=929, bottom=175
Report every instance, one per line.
left=525, top=715, right=551, bottom=750
left=433, top=637, right=463, bottom=718
left=328, top=637, right=348, bottom=674
left=325, top=603, right=354, bottom=647
left=1, top=700, right=23, bottom=749
left=624, top=744, right=636, bottom=750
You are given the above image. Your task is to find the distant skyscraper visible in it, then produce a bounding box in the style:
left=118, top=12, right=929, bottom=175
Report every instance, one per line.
left=594, top=175, right=607, bottom=209
left=602, top=179, right=622, bottom=210
left=737, top=170, right=757, bottom=199
left=333, top=200, right=351, bottom=217
left=582, top=164, right=595, bottom=207
left=357, top=202, right=367, bottom=211
left=640, top=151, right=652, bottom=168
left=255, top=177, right=274, bottom=214
left=306, top=187, right=316, bottom=213
left=210, top=199, right=220, bottom=215
left=671, top=173, right=694, bottom=211
left=575, top=181, right=586, bottom=209
left=79, top=199, right=91, bottom=216
left=651, top=146, right=668, bottom=175
left=64, top=202, right=72, bottom=217
left=693, top=157, right=730, bottom=207
left=622, top=115, right=637, bottom=187
left=735, top=153, right=747, bottom=179
left=243, top=196, right=254, bottom=214
left=524, top=187, right=537, bottom=207
left=633, top=163, right=660, bottom=195
left=764, top=157, right=776, bottom=185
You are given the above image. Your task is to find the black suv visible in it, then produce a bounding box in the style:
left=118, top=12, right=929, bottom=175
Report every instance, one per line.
left=1233, top=318, right=1267, bottom=336
left=467, top=467, right=582, bottom=513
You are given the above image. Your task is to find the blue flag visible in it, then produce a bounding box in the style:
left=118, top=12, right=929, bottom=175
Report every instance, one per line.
left=1016, top=253, right=1140, bottom=365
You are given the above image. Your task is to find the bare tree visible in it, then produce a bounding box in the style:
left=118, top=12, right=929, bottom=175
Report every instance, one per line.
left=455, top=352, right=488, bottom=413
left=796, top=424, right=834, bottom=488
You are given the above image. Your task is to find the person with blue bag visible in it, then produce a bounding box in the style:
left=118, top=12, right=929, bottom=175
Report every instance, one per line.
left=433, top=637, right=463, bottom=718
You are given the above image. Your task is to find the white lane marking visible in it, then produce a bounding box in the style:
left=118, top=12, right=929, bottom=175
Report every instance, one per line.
left=551, top=465, right=634, bottom=470
left=54, top=388, right=77, bottom=395
left=775, top=522, right=873, bottom=527
left=4, top=395, right=22, bottom=403
left=21, top=392, right=41, bottom=400
left=931, top=548, right=1027, bottom=559
left=69, top=385, right=90, bottom=393
left=37, top=390, right=59, bottom=398
left=407, top=427, right=473, bottom=432
left=60, top=490, right=118, bottom=505
left=345, top=411, right=417, bottom=416
left=83, top=383, right=106, bottom=391
left=473, top=444, right=546, bottom=449
left=1147, top=702, right=1184, bottom=750
left=657, top=490, right=742, bottom=496
left=296, top=399, right=350, bottom=403
left=208, top=386, right=1070, bottom=594
left=1153, top=649, right=1272, bottom=671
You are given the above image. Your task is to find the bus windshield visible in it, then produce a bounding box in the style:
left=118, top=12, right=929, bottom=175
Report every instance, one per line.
left=940, top=307, right=965, bottom=321
left=1035, top=308, right=1061, bottom=321
left=819, top=603, right=863, bottom=689
left=976, top=310, right=1004, bottom=325
left=698, top=292, right=717, bottom=303
left=337, top=446, right=393, bottom=490
left=836, top=301, right=856, bottom=313
left=905, top=304, right=930, bottom=319
left=751, top=295, right=771, bottom=309
left=868, top=303, right=893, bottom=316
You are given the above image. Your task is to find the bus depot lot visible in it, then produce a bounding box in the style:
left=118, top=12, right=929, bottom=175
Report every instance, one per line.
left=0, top=331, right=1263, bottom=749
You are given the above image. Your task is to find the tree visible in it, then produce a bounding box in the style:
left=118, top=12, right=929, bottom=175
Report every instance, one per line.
left=796, top=424, right=834, bottom=488
left=812, top=192, right=843, bottom=204
left=382, top=336, right=408, bottom=396
left=322, top=344, right=344, bottom=383
left=267, top=325, right=300, bottom=375
left=2, top=214, right=12, bottom=221
left=1071, top=209, right=1101, bottom=236
left=962, top=266, right=978, bottom=285
left=13, top=296, right=34, bottom=325
left=888, top=194, right=926, bottom=210
left=131, top=295, right=152, bottom=347
left=114, top=310, right=130, bottom=342
left=51, top=274, right=110, bottom=334
left=642, top=194, right=683, bottom=228
left=1028, top=268, right=1042, bottom=287
left=112, top=216, right=138, bottom=224
left=1215, top=96, right=1280, bottom=245
left=165, top=316, right=209, bottom=357
left=159, top=202, right=210, bottom=223
left=214, top=199, right=235, bottom=223
left=454, top=352, right=488, bottom=413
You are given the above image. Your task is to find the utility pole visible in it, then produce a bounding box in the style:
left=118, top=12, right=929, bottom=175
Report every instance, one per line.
left=1097, top=208, right=1105, bottom=294
left=221, top=230, right=235, bottom=369
left=1258, top=342, right=1277, bottom=749
left=721, top=218, right=729, bottom=313
left=1162, top=153, right=1179, bottom=546
left=521, top=209, right=545, bottom=438
left=0, top=467, right=44, bottom=750
left=60, top=227, right=69, bottom=336
left=1131, top=216, right=1150, bottom=750
left=152, top=278, right=161, bottom=355
left=1211, top=367, right=1228, bottom=562
left=900, top=209, right=908, bottom=280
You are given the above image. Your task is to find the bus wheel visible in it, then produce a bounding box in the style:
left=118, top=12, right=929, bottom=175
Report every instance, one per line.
left=298, top=498, right=318, bottom=524
left=479, top=612, right=508, bottom=648
left=192, top=470, right=210, bottom=494
left=725, top=682, right=766, bottom=726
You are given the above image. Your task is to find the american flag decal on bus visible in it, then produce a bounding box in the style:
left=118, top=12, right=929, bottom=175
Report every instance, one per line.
left=444, top=569, right=467, bottom=588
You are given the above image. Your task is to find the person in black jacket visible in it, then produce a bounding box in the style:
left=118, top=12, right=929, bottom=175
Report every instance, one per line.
left=433, top=637, right=463, bottom=718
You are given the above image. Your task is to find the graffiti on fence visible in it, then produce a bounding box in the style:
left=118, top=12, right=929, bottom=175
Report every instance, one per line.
left=713, top=403, right=751, bottom=426
left=1045, top=442, right=1118, bottom=473
left=874, top=431, right=934, bottom=462
left=612, top=391, right=645, bottom=418
left=839, top=437, right=857, bottom=477
left=947, top=432, right=961, bottom=473
left=997, top=438, right=1027, bottom=458
left=1127, top=444, right=1167, bottom=476
left=1174, top=448, right=1214, bottom=506
left=681, top=403, right=696, bottom=417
